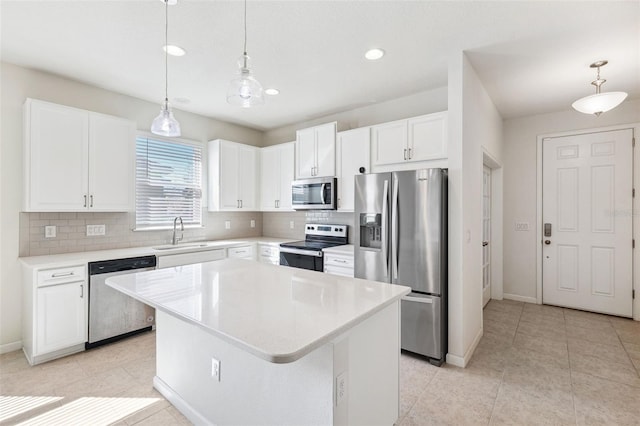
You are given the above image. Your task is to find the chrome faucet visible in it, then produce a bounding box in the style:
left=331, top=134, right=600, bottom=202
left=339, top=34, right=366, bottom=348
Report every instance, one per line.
left=172, top=216, right=184, bottom=245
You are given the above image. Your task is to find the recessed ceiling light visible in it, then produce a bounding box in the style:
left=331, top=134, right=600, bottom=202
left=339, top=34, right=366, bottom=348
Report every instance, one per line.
left=265, top=88, right=280, bottom=96
left=365, top=48, right=385, bottom=61
left=163, top=45, right=186, bottom=57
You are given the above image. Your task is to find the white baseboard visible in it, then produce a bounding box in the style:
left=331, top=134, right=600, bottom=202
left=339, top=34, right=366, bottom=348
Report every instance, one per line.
left=445, top=326, right=483, bottom=368
left=0, top=341, right=22, bottom=354
left=503, top=293, right=537, bottom=304
left=153, top=376, right=213, bottom=426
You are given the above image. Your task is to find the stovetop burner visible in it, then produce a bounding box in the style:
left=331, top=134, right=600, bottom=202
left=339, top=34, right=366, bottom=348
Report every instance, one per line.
left=280, top=223, right=348, bottom=252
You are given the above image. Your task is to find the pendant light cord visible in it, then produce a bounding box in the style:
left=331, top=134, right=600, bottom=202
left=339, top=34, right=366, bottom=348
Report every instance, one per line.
left=243, top=0, right=247, bottom=56
left=164, top=0, right=169, bottom=103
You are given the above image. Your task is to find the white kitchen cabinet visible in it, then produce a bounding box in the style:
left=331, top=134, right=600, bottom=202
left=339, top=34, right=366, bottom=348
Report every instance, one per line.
left=258, top=244, right=280, bottom=265
left=23, top=98, right=135, bottom=212
left=260, top=142, right=295, bottom=211
left=23, top=264, right=88, bottom=365
left=323, top=246, right=354, bottom=277
left=227, top=244, right=255, bottom=260
left=371, top=112, right=447, bottom=169
left=209, top=139, right=259, bottom=211
left=296, top=122, right=336, bottom=178
left=336, top=128, right=370, bottom=211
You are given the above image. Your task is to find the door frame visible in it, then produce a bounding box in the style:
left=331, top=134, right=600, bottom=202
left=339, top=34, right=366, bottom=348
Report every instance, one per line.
left=482, top=149, right=503, bottom=302
left=536, top=123, right=640, bottom=321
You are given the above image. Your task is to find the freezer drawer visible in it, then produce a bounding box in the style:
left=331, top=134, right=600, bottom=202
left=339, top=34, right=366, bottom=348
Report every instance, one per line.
left=401, top=293, right=441, bottom=360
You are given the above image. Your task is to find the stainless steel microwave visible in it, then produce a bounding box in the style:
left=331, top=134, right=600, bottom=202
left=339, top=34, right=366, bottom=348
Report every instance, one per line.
left=291, top=177, right=337, bottom=210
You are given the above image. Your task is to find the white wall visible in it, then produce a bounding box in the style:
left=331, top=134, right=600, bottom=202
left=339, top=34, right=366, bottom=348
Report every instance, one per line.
left=263, top=87, right=448, bottom=145
left=503, top=99, right=640, bottom=304
left=446, top=53, right=503, bottom=367
left=0, top=62, right=263, bottom=350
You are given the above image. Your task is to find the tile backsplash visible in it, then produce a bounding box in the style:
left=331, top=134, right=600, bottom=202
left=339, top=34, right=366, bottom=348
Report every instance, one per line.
left=20, top=211, right=263, bottom=257
left=20, top=209, right=357, bottom=257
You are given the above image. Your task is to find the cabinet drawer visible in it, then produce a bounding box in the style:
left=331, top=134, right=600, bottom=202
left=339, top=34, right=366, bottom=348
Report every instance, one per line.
left=324, top=255, right=354, bottom=268
left=228, top=245, right=254, bottom=259
left=324, top=265, right=354, bottom=277
left=259, top=245, right=279, bottom=258
left=37, top=265, right=86, bottom=286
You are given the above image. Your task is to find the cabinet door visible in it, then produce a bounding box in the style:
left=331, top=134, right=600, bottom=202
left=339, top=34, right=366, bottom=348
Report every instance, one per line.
left=371, top=120, right=408, bottom=167
left=88, top=113, right=135, bottom=211
left=36, top=282, right=86, bottom=355
left=314, top=122, right=336, bottom=177
left=260, top=146, right=280, bottom=210
left=407, top=113, right=447, bottom=162
left=337, top=128, right=370, bottom=211
left=238, top=145, right=258, bottom=209
left=278, top=142, right=295, bottom=210
left=219, top=142, right=241, bottom=209
left=26, top=100, right=89, bottom=211
left=296, top=127, right=316, bottom=178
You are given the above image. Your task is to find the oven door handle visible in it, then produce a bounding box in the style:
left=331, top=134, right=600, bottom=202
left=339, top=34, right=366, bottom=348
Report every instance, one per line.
left=279, top=247, right=324, bottom=257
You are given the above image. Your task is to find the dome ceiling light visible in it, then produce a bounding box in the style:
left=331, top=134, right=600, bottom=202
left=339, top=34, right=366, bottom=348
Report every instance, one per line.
left=572, top=60, right=628, bottom=117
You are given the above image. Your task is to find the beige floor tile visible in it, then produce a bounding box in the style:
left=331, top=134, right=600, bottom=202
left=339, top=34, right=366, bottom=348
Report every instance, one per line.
left=518, top=311, right=565, bottom=329
left=401, top=389, right=495, bottom=426
left=572, top=371, right=640, bottom=425
left=569, top=351, right=640, bottom=388
left=615, top=328, right=640, bottom=345
left=512, top=332, right=569, bottom=361
left=127, top=406, right=189, bottom=426
left=565, top=315, right=616, bottom=332
left=478, top=329, right=515, bottom=351
left=484, top=300, right=524, bottom=316
left=609, top=316, right=640, bottom=333
left=483, top=308, right=521, bottom=326
left=565, top=324, right=620, bottom=346
left=522, top=303, right=564, bottom=319
left=563, top=308, right=611, bottom=323
left=515, top=320, right=567, bottom=343
left=484, top=318, right=518, bottom=338
left=568, top=337, right=630, bottom=365
left=399, top=354, right=438, bottom=419
left=507, top=345, right=570, bottom=371
left=54, top=366, right=135, bottom=398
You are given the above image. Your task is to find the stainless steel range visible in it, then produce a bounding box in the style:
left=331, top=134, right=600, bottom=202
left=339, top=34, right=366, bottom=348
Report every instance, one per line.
left=279, top=224, right=348, bottom=271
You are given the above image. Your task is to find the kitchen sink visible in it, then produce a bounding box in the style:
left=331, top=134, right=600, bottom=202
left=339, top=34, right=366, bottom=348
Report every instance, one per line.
left=152, top=242, right=221, bottom=251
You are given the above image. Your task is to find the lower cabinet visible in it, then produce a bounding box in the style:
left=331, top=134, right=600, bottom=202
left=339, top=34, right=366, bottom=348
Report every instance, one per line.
left=323, top=248, right=354, bottom=277
left=23, top=264, right=88, bottom=365
left=258, top=244, right=280, bottom=265
left=227, top=244, right=256, bottom=260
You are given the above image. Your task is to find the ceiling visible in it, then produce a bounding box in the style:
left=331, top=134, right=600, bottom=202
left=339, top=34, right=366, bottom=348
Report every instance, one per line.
left=2, top=1, right=638, bottom=131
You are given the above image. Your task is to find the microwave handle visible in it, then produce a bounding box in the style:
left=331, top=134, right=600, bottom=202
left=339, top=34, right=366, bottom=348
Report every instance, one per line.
left=321, top=183, right=326, bottom=204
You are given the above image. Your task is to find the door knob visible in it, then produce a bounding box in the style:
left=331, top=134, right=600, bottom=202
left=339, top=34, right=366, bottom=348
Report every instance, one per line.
left=544, top=240, right=551, bottom=245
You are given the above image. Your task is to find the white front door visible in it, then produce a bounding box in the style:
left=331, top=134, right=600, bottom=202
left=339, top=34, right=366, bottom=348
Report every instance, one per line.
left=542, top=129, right=633, bottom=317
left=482, top=166, right=491, bottom=307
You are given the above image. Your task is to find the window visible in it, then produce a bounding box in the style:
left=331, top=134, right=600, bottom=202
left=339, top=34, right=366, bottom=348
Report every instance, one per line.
left=135, top=135, right=202, bottom=229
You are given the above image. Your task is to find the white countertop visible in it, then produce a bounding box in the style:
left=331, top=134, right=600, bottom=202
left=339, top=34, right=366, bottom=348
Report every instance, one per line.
left=19, top=237, right=295, bottom=268
left=106, top=258, right=410, bottom=364
left=322, top=244, right=354, bottom=255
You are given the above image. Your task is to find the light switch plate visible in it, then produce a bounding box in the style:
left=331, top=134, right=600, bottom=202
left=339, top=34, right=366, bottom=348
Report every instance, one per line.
left=250, top=219, right=255, bottom=228
left=86, top=224, right=106, bottom=236
left=225, top=221, right=231, bottom=230
left=290, top=221, right=295, bottom=229
left=211, top=358, right=220, bottom=381
left=515, top=222, right=530, bottom=231
left=336, top=372, right=347, bottom=406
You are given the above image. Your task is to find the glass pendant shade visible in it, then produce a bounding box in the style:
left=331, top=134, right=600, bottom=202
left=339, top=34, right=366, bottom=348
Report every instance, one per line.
left=571, top=91, right=628, bottom=116
left=227, top=54, right=264, bottom=108
left=151, top=100, right=181, bottom=137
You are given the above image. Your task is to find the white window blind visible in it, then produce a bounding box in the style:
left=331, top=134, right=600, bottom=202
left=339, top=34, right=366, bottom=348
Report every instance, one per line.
left=135, top=136, right=202, bottom=229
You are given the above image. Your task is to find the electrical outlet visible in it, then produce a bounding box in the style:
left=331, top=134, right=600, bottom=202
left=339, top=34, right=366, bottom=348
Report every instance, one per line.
left=515, top=222, right=530, bottom=232
left=86, top=224, right=106, bottom=236
left=336, top=372, right=347, bottom=406
left=45, top=225, right=56, bottom=238
left=211, top=358, right=220, bottom=381
left=250, top=219, right=255, bottom=228
left=290, top=221, right=295, bottom=229
left=225, top=221, right=231, bottom=230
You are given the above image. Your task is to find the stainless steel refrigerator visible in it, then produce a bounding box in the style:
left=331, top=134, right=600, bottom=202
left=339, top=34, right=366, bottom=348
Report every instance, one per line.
left=354, top=168, right=447, bottom=365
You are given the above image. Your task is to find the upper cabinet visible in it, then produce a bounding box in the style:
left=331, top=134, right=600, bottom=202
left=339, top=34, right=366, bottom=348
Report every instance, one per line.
left=209, top=139, right=259, bottom=211
left=296, top=122, right=336, bottom=178
left=23, top=98, right=135, bottom=212
left=371, top=112, right=447, bottom=170
left=336, top=128, right=370, bottom=212
left=260, top=142, right=295, bottom=211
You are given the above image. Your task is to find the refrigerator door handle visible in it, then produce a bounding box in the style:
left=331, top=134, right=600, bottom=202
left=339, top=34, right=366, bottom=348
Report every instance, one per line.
left=381, top=179, right=389, bottom=278
left=392, top=177, right=399, bottom=280
left=403, top=295, right=433, bottom=304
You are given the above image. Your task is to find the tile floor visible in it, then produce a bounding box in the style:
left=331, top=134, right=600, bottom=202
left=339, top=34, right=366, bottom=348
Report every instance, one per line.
left=0, top=299, right=638, bottom=425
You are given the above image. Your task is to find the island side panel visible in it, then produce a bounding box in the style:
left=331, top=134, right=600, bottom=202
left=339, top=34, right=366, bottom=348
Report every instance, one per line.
left=154, top=310, right=334, bottom=426
left=332, top=300, right=400, bottom=426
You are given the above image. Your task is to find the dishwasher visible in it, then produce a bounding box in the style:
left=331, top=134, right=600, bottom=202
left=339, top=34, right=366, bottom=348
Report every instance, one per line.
left=86, top=255, right=157, bottom=349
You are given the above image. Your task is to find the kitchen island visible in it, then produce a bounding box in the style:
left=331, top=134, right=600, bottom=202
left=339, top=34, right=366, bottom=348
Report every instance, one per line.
left=106, top=258, right=410, bottom=425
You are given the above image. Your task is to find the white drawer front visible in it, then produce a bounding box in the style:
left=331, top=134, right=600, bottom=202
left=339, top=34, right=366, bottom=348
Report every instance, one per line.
left=324, top=255, right=354, bottom=268
left=37, top=265, right=86, bottom=286
left=228, top=245, right=254, bottom=259
left=259, top=245, right=279, bottom=258
left=324, top=265, right=354, bottom=277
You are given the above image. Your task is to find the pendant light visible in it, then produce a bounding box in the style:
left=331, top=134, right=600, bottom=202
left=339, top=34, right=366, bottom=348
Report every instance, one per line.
left=151, top=0, right=181, bottom=137
left=226, top=0, right=264, bottom=107
left=572, top=60, right=628, bottom=117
